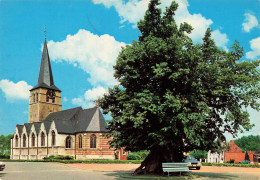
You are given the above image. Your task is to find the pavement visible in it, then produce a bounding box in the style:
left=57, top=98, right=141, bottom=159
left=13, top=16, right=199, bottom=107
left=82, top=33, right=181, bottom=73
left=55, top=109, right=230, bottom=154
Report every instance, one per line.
left=0, top=162, right=118, bottom=180
left=1, top=162, right=260, bottom=180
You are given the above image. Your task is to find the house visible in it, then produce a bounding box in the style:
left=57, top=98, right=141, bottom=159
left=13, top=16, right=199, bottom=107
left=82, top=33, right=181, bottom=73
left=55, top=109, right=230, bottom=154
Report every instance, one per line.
left=207, top=140, right=255, bottom=163
left=253, top=149, right=260, bottom=164
left=224, top=140, right=254, bottom=163
left=10, top=37, right=128, bottom=160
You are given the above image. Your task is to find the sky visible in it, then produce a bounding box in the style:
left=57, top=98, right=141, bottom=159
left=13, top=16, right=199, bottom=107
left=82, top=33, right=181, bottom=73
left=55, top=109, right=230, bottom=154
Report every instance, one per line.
left=0, top=0, right=259, bottom=141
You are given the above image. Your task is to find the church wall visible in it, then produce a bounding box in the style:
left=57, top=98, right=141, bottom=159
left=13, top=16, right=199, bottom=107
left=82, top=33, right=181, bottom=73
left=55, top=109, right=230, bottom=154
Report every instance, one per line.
left=75, top=133, right=115, bottom=160
left=29, top=89, right=62, bottom=123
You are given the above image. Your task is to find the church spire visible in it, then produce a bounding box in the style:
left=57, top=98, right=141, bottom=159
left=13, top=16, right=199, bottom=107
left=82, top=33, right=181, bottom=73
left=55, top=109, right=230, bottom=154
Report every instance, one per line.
left=30, top=28, right=60, bottom=92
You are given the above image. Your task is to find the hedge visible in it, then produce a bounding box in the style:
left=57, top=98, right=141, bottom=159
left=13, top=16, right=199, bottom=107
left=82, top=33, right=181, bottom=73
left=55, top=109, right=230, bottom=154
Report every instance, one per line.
left=202, top=162, right=260, bottom=168
left=0, top=159, right=142, bottom=164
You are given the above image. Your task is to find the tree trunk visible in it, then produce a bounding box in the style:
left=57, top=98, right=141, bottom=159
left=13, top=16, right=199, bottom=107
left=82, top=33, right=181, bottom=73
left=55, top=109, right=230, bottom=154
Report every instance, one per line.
left=133, top=148, right=184, bottom=175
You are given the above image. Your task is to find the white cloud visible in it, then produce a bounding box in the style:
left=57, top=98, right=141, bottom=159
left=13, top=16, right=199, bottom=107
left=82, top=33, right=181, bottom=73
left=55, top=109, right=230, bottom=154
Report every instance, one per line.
left=47, top=29, right=126, bottom=87
left=246, top=37, right=260, bottom=59
left=72, top=86, right=107, bottom=108
left=63, top=97, right=68, bottom=102
left=212, top=30, right=229, bottom=51
left=0, top=79, right=32, bottom=101
left=242, top=13, right=259, bottom=32
left=92, top=0, right=228, bottom=49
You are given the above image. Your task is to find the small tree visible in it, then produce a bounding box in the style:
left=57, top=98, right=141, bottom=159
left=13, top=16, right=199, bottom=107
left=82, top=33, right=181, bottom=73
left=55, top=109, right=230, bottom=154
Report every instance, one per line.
left=97, top=0, right=260, bottom=175
left=245, top=151, right=250, bottom=161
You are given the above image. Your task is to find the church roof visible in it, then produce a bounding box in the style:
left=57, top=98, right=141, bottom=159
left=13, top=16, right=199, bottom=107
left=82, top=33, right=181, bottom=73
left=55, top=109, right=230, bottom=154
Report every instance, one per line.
left=24, top=123, right=32, bottom=135
left=14, top=107, right=108, bottom=135
left=16, top=125, right=24, bottom=136
left=33, top=122, right=42, bottom=134
left=46, top=107, right=108, bottom=134
left=31, top=40, right=61, bottom=92
left=76, top=108, right=108, bottom=132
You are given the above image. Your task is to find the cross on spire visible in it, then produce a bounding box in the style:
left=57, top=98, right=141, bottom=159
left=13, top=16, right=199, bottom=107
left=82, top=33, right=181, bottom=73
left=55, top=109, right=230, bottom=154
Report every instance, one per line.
left=44, top=25, right=47, bottom=40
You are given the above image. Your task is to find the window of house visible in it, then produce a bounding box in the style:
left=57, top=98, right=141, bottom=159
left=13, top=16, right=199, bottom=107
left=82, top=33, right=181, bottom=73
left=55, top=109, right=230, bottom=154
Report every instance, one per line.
left=15, top=135, right=18, bottom=147
left=66, top=136, right=71, bottom=148
left=51, top=131, right=55, bottom=146
left=123, top=149, right=126, bottom=155
left=23, top=134, right=26, bottom=147
left=31, top=133, right=35, bottom=147
left=79, top=135, right=82, bottom=149
left=90, top=134, right=96, bottom=148
left=41, top=132, right=45, bottom=146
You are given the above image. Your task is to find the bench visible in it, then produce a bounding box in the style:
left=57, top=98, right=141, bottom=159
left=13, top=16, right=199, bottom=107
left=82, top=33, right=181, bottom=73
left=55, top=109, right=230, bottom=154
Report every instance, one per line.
left=162, top=162, right=190, bottom=177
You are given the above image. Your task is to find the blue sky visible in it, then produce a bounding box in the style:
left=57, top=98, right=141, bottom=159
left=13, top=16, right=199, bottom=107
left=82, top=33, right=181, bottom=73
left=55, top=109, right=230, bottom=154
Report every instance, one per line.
left=0, top=0, right=259, bottom=141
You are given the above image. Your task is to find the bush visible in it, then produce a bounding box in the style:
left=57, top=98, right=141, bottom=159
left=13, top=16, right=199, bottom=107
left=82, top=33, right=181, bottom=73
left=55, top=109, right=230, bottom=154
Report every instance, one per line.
left=137, top=151, right=149, bottom=160
left=127, top=151, right=149, bottom=160
left=226, top=159, right=235, bottom=163
left=43, top=155, right=74, bottom=160
left=127, top=153, right=140, bottom=160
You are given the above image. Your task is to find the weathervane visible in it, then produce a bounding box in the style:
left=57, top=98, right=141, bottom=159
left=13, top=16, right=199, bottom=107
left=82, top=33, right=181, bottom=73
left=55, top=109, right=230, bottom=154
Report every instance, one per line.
left=44, top=25, right=47, bottom=40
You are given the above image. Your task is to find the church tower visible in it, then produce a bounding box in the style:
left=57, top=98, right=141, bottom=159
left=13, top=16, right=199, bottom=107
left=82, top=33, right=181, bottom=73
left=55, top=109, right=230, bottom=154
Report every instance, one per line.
left=29, top=36, right=62, bottom=123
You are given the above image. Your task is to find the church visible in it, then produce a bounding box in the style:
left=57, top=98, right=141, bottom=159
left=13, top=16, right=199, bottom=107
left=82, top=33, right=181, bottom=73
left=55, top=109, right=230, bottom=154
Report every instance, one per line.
left=10, top=37, right=127, bottom=160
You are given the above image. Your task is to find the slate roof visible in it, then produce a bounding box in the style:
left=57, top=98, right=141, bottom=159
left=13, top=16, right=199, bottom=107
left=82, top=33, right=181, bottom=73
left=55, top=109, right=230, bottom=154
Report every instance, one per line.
left=31, top=40, right=61, bottom=92
left=48, top=107, right=108, bottom=134
left=14, top=107, right=108, bottom=135
left=24, top=123, right=32, bottom=135
left=16, top=125, right=24, bottom=136
left=33, top=122, right=42, bottom=134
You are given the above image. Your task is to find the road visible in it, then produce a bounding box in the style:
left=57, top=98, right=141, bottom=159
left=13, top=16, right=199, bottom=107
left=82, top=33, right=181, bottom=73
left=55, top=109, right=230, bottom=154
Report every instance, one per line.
left=0, top=162, right=117, bottom=180
left=1, top=162, right=259, bottom=180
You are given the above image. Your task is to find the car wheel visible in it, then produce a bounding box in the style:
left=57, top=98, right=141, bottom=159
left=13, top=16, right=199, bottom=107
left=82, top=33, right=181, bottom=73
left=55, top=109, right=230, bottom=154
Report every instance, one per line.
left=196, top=167, right=200, bottom=170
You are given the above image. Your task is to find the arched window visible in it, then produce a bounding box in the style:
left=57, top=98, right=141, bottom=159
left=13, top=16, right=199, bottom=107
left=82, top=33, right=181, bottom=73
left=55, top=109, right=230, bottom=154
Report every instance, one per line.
left=41, top=132, right=45, bottom=146
left=90, top=134, right=96, bottom=148
left=66, top=136, right=71, bottom=148
left=51, top=131, right=55, bottom=146
left=31, top=133, right=35, bottom=147
left=36, top=93, right=38, bottom=102
left=15, top=135, right=18, bottom=147
left=33, top=94, right=35, bottom=103
left=23, top=134, right=26, bottom=147
left=79, top=135, right=82, bottom=149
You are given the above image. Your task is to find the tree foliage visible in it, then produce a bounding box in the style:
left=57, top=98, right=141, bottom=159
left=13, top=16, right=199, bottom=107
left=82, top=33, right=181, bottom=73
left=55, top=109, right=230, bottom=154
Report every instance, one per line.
left=190, top=150, right=207, bottom=160
left=0, top=134, right=12, bottom=158
left=97, top=0, right=260, bottom=174
left=234, top=135, right=260, bottom=152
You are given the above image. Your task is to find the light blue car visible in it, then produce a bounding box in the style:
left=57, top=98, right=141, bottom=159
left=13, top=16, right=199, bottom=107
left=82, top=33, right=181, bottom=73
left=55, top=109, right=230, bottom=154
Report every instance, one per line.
left=184, top=155, right=201, bottom=170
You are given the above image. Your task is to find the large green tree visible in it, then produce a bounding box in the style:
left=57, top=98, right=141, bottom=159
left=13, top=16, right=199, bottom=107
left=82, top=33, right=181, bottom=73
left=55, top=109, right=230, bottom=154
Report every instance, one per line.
left=235, top=135, right=260, bottom=152
left=97, top=0, right=260, bottom=174
left=0, top=134, right=12, bottom=158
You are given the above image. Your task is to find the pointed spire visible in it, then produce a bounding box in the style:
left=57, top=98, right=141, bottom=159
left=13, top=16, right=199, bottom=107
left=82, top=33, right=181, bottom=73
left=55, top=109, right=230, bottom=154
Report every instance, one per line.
left=30, top=28, right=60, bottom=92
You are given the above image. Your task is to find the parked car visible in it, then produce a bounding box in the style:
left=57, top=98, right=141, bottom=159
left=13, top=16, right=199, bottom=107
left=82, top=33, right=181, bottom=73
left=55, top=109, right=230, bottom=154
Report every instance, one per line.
left=184, top=155, right=201, bottom=170
left=0, top=161, right=5, bottom=171
left=239, top=160, right=251, bottom=164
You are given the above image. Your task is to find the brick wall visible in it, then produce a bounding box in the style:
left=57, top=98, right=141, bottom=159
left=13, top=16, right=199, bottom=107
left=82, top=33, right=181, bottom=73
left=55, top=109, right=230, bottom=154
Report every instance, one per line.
left=75, top=133, right=114, bottom=156
left=225, top=140, right=255, bottom=163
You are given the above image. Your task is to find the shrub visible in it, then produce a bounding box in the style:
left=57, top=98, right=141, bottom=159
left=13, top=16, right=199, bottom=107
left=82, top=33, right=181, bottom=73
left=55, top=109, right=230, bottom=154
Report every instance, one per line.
left=127, top=151, right=149, bottom=160
left=137, top=151, right=149, bottom=160
left=43, top=155, right=74, bottom=160
left=226, top=159, right=235, bottom=163
left=245, top=152, right=250, bottom=161
left=127, top=153, right=140, bottom=160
